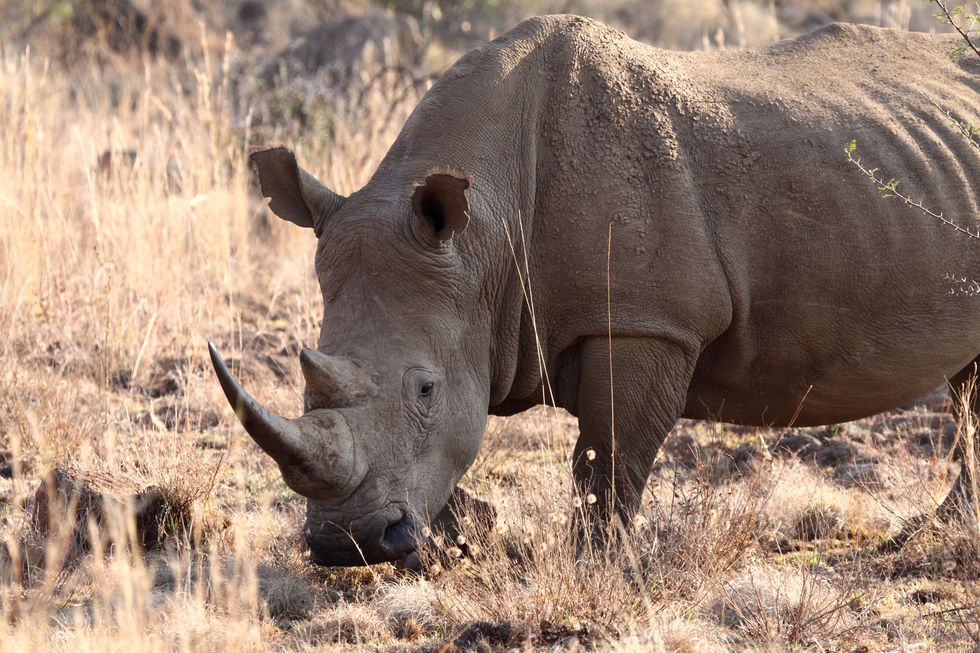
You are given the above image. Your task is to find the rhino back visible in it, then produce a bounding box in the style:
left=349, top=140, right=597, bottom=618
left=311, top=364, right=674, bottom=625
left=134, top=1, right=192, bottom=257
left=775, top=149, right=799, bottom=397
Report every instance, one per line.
left=365, top=17, right=979, bottom=424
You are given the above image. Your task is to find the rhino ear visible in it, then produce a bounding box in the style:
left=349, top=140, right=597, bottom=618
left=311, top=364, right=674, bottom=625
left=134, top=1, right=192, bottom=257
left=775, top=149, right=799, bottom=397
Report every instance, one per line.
left=250, top=147, right=346, bottom=236
left=412, top=171, right=470, bottom=244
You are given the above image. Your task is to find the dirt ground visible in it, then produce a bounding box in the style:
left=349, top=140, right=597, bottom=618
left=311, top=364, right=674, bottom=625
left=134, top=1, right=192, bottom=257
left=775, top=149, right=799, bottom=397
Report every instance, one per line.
left=3, top=313, right=979, bottom=650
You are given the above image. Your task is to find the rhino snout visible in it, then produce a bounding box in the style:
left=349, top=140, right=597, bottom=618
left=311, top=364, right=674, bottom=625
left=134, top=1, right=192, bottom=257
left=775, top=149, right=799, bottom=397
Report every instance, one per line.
left=305, top=509, right=420, bottom=566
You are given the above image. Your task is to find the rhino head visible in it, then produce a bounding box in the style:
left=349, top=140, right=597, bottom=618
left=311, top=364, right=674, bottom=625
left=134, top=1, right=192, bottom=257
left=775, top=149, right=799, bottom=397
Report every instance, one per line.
left=210, top=147, right=491, bottom=566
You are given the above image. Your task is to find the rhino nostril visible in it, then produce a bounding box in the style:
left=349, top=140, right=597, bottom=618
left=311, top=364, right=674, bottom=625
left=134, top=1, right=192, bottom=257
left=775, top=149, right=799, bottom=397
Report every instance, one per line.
left=380, top=512, right=417, bottom=558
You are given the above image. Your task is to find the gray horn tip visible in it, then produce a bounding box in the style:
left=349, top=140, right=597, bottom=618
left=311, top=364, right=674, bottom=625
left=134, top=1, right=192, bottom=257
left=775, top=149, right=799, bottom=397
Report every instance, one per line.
left=208, top=341, right=244, bottom=416
left=299, top=347, right=317, bottom=366
left=208, top=341, right=228, bottom=383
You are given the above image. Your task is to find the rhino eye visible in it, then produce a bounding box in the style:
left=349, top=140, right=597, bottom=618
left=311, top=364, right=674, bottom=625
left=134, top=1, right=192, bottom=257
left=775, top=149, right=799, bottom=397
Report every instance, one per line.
left=419, top=382, right=434, bottom=398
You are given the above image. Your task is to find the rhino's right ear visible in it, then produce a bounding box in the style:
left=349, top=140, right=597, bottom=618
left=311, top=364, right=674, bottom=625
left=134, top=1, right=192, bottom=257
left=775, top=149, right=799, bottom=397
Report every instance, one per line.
left=250, top=147, right=346, bottom=236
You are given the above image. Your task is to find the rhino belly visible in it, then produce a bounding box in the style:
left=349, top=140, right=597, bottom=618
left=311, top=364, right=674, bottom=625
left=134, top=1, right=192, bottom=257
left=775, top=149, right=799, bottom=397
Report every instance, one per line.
left=684, top=303, right=979, bottom=427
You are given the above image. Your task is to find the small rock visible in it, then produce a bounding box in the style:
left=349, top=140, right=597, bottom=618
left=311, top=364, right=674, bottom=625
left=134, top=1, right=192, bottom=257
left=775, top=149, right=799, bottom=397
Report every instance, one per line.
left=539, top=618, right=595, bottom=647
left=810, top=440, right=866, bottom=467
left=664, top=433, right=701, bottom=466
left=833, top=462, right=883, bottom=489
left=31, top=469, right=169, bottom=552
left=909, top=586, right=955, bottom=605
left=732, top=444, right=764, bottom=474
left=840, top=424, right=872, bottom=445
left=259, top=13, right=421, bottom=88
left=69, top=0, right=182, bottom=59
left=118, top=358, right=192, bottom=397
left=912, top=422, right=957, bottom=456
left=141, top=358, right=187, bottom=397
left=793, top=505, right=848, bottom=541
left=453, top=621, right=526, bottom=650
left=725, top=443, right=764, bottom=477
left=759, top=533, right=796, bottom=553
left=96, top=148, right=138, bottom=177
left=773, top=432, right=821, bottom=456
left=28, top=467, right=225, bottom=565
left=133, top=402, right=220, bottom=432
left=261, top=354, right=292, bottom=381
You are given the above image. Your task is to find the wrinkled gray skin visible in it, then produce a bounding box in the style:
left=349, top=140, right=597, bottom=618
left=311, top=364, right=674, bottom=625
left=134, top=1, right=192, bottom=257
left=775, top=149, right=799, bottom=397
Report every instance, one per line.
left=212, top=16, right=980, bottom=566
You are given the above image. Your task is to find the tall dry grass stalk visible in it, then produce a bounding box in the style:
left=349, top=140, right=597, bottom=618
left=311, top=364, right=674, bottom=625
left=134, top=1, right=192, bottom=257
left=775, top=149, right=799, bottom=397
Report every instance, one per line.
left=953, top=373, right=979, bottom=526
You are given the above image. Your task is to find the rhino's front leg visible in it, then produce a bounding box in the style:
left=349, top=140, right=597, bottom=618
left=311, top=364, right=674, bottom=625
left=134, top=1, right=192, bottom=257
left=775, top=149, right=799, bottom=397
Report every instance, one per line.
left=571, top=336, right=698, bottom=543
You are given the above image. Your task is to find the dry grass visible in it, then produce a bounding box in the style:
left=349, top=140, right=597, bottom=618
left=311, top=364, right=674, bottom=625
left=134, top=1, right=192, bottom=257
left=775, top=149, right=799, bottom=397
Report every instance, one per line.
left=1, top=2, right=978, bottom=651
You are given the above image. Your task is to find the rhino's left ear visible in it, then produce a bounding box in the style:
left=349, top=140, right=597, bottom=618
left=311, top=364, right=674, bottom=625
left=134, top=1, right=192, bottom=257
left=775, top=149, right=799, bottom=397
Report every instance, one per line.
left=250, top=146, right=346, bottom=237
left=412, top=170, right=470, bottom=244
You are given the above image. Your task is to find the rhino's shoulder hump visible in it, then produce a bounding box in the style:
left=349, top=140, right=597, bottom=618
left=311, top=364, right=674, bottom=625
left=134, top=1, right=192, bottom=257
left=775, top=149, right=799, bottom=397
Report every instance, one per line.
left=507, top=14, right=625, bottom=41
left=435, top=14, right=640, bottom=91
left=499, top=14, right=640, bottom=59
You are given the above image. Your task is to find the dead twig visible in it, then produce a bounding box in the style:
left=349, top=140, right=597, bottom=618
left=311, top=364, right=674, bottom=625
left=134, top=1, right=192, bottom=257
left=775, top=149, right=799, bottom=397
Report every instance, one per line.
left=932, top=0, right=980, bottom=59
left=845, top=141, right=980, bottom=241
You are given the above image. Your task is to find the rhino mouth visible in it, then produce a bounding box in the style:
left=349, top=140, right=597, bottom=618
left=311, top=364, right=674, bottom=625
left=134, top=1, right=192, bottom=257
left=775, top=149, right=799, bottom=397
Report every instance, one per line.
left=379, top=511, right=420, bottom=559
left=305, top=510, right=423, bottom=568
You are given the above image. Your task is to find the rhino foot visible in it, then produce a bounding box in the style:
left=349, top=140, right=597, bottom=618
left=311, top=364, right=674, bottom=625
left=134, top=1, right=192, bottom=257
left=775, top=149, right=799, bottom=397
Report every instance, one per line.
left=430, top=486, right=496, bottom=542
left=394, top=486, right=496, bottom=572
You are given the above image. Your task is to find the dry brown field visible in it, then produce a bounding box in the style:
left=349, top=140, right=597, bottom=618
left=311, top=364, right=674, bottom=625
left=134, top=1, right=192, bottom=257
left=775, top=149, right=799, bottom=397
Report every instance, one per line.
left=0, top=1, right=977, bottom=650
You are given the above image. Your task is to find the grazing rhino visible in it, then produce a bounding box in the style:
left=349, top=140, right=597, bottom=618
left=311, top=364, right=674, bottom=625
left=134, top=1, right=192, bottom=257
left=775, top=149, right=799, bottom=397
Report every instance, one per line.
left=210, top=15, right=980, bottom=566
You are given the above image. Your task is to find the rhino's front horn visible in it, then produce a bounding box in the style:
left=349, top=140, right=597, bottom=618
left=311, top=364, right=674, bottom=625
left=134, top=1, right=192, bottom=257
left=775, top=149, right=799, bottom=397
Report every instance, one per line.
left=208, top=342, right=364, bottom=499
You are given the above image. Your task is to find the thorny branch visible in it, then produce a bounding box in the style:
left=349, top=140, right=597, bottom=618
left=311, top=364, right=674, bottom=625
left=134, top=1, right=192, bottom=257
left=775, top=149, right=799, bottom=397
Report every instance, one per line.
left=944, top=272, right=980, bottom=296
left=845, top=142, right=980, bottom=242
left=932, top=0, right=980, bottom=59
left=935, top=102, right=980, bottom=152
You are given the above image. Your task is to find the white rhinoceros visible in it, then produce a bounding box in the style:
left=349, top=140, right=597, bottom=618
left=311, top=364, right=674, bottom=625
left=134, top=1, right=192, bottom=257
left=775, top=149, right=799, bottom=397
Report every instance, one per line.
left=211, top=16, right=979, bottom=566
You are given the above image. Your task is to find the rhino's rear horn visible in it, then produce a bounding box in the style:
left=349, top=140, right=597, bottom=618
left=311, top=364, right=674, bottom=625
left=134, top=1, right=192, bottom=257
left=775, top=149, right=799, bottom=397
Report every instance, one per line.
left=300, top=348, right=376, bottom=408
